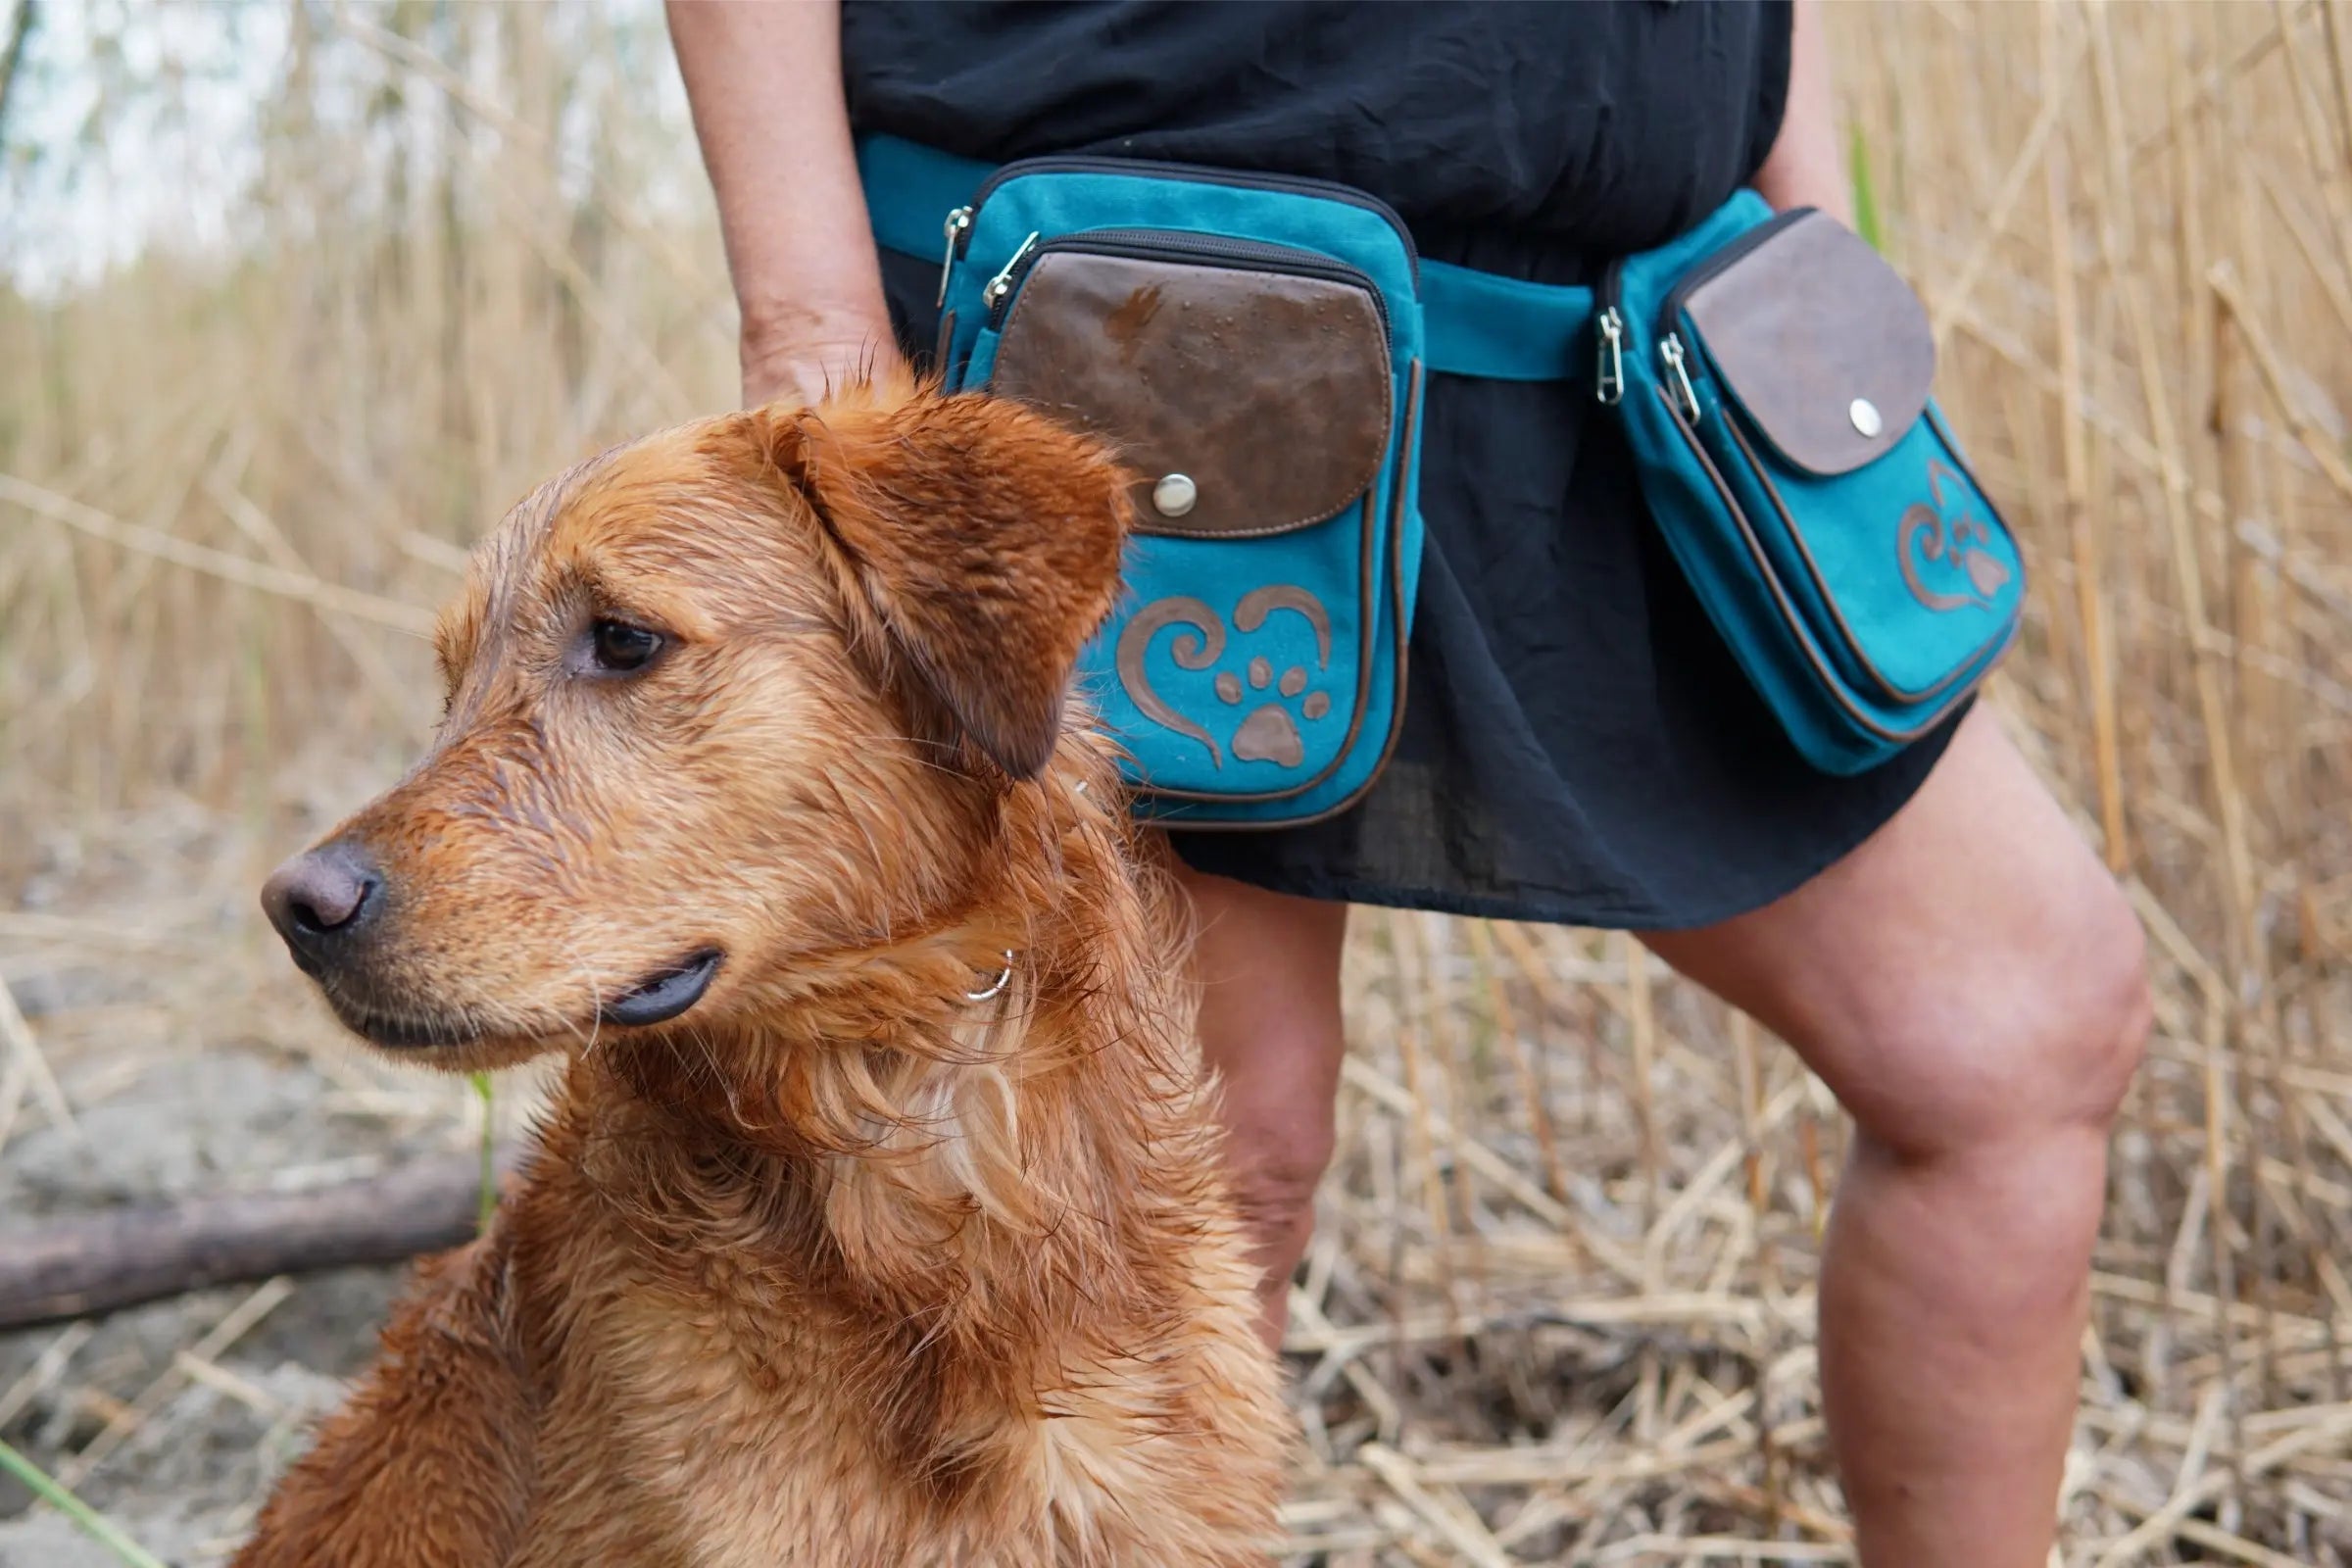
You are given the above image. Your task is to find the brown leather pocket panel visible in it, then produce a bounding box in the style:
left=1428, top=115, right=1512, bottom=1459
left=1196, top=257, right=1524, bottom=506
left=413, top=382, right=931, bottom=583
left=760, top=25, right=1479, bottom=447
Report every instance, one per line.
left=1681, top=211, right=1934, bottom=477
left=989, top=249, right=1393, bottom=537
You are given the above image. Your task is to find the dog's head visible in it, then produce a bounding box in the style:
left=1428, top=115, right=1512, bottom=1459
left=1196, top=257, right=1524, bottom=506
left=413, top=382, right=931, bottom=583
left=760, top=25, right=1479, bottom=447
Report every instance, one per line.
left=260, top=380, right=1132, bottom=1070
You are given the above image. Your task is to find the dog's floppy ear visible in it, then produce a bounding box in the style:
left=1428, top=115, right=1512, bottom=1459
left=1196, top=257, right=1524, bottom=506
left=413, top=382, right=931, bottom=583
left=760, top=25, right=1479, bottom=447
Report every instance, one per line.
left=759, top=385, right=1132, bottom=780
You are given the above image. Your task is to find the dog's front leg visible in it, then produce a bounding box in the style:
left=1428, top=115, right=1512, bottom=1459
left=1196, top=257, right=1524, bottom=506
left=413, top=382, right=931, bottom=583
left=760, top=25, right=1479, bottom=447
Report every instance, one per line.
left=235, top=1225, right=535, bottom=1568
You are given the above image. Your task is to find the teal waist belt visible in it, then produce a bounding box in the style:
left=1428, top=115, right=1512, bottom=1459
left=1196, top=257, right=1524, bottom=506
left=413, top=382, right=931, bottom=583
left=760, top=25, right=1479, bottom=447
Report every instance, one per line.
left=855, top=133, right=1595, bottom=383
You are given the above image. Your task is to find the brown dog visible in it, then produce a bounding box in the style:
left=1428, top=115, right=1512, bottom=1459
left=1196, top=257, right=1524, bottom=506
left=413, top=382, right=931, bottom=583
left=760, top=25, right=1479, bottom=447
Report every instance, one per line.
left=241, top=377, right=1289, bottom=1566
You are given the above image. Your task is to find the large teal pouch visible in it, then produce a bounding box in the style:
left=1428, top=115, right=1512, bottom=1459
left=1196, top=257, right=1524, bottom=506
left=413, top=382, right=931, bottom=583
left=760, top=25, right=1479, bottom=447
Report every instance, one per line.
left=1600, top=194, right=2027, bottom=773
left=876, top=139, right=1428, bottom=828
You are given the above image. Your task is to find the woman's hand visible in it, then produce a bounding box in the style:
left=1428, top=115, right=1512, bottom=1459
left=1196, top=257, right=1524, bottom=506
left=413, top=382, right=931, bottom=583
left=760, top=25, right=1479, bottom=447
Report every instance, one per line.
left=667, top=0, right=900, bottom=412
left=739, top=308, right=906, bottom=411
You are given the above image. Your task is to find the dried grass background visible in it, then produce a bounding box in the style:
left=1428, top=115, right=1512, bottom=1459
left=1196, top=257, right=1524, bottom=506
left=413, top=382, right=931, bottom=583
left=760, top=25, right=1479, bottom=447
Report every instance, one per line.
left=3, top=2, right=2352, bottom=1563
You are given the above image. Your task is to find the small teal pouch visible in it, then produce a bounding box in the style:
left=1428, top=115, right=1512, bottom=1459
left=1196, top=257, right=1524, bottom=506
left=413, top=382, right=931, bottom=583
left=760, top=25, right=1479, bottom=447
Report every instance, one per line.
left=1599, top=194, right=2026, bottom=773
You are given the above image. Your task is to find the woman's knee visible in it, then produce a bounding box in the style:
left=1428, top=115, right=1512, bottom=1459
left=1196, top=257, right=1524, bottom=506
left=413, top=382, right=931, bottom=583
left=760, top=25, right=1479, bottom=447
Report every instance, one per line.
left=2061, top=894, right=2155, bottom=1125
left=1221, top=1107, right=1338, bottom=1241
left=1205, top=1004, right=1345, bottom=1237
left=1835, top=880, right=2151, bottom=1165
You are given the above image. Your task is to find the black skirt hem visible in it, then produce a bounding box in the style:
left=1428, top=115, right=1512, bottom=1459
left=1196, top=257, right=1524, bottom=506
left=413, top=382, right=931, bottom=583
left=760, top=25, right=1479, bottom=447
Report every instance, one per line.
left=1164, top=703, right=1962, bottom=935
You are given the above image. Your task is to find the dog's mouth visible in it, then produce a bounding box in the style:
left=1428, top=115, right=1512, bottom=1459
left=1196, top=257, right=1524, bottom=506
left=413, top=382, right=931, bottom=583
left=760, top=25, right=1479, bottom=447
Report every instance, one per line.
left=323, top=949, right=721, bottom=1052
left=600, top=949, right=723, bottom=1028
left=334, top=999, right=488, bottom=1053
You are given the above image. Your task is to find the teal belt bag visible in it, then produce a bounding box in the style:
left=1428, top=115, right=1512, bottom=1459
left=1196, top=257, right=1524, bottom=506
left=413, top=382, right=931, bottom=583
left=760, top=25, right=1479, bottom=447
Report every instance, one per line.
left=1595, top=191, right=2027, bottom=773
left=858, top=136, right=2024, bottom=811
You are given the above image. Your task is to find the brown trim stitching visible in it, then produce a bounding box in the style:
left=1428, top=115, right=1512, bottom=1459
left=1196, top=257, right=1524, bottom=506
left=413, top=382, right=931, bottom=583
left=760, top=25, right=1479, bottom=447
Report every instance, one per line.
left=1926, top=404, right=2030, bottom=605
left=1657, top=386, right=2008, bottom=749
left=993, top=250, right=1393, bottom=540
left=1152, top=360, right=1423, bottom=830
left=930, top=308, right=957, bottom=380
left=1132, top=498, right=1373, bottom=542
left=1133, top=503, right=1374, bottom=803
left=1720, top=413, right=2012, bottom=708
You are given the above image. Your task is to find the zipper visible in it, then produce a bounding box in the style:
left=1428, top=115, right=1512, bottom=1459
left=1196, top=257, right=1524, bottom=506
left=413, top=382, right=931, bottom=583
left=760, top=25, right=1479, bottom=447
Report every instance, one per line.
left=937, top=206, right=972, bottom=308
left=1580, top=208, right=1815, bottom=416
left=1598, top=257, right=1627, bottom=318
left=1594, top=257, right=1629, bottom=407
left=1659, top=334, right=1701, bottom=424
left=1591, top=209, right=1812, bottom=409
left=980, top=227, right=1391, bottom=335
left=1595, top=307, right=1625, bottom=405
left=955, top=155, right=1419, bottom=283
left=980, top=231, right=1042, bottom=319
left=1649, top=210, right=1807, bottom=426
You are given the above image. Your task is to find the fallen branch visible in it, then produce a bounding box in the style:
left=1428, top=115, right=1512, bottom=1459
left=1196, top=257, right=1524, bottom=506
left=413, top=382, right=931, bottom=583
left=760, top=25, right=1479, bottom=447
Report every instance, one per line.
left=0, top=1152, right=509, bottom=1330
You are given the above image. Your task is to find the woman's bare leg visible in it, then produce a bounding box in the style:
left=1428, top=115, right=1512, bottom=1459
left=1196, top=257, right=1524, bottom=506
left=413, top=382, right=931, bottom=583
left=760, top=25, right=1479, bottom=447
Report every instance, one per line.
left=1644, top=709, right=2150, bottom=1566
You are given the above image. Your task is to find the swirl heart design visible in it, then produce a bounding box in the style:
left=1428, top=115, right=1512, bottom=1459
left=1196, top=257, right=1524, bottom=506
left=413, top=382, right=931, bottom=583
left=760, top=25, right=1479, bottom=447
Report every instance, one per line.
left=1898, top=458, right=2012, bottom=612
left=1112, top=586, right=1334, bottom=769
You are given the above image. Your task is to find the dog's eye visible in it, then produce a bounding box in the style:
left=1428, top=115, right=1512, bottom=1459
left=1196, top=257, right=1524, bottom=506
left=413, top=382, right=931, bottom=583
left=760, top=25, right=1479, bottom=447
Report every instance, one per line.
left=589, top=619, right=663, bottom=674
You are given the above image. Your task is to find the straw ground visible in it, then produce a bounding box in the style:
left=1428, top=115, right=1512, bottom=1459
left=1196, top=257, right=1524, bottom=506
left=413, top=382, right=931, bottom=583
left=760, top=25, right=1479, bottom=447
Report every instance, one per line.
left=3, top=3, right=2351, bottom=1562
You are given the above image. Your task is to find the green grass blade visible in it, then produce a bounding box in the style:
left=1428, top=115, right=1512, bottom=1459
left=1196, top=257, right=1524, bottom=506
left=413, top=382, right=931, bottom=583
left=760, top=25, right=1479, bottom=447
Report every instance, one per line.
left=0, top=1438, right=170, bottom=1568
left=469, top=1070, right=496, bottom=1234
left=1847, top=122, right=1884, bottom=251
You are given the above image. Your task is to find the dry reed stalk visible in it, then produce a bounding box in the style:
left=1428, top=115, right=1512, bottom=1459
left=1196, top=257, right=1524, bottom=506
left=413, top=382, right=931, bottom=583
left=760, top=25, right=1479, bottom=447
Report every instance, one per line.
left=0, top=1324, right=92, bottom=1437
left=1622, top=931, right=1661, bottom=1249
left=1413, top=915, right=1486, bottom=1316
left=201, top=472, right=424, bottom=735
left=0, top=473, right=435, bottom=636
left=2091, top=10, right=2266, bottom=1495
left=2045, top=3, right=2129, bottom=873
left=325, top=9, right=704, bottom=297
left=1386, top=912, right=1454, bottom=1289
left=2111, top=1, right=2315, bottom=181
left=0, top=975, right=75, bottom=1146
left=1470, top=919, right=1572, bottom=1206
left=54, top=1277, right=294, bottom=1490
left=1356, top=1446, right=1516, bottom=1568
left=2211, top=265, right=2352, bottom=505
left=0, top=1048, right=25, bottom=1164
left=7, top=4, right=2352, bottom=1560
left=1927, top=32, right=2080, bottom=353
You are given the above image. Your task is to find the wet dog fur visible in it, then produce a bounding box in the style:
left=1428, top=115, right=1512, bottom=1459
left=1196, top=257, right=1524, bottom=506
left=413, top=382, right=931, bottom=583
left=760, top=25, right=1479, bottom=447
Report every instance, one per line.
left=235, top=377, right=1290, bottom=1566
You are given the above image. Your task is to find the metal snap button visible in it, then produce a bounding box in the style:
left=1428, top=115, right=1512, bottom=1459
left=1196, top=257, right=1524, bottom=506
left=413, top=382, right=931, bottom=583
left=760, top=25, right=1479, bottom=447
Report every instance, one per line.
left=1152, top=473, right=1198, bottom=517
left=1849, top=398, right=1884, bottom=438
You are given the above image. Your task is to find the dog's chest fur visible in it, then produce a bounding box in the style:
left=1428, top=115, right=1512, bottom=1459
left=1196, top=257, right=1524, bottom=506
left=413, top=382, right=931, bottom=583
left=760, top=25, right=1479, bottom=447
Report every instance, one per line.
left=587, top=1279, right=1261, bottom=1566
left=493, top=1094, right=1287, bottom=1568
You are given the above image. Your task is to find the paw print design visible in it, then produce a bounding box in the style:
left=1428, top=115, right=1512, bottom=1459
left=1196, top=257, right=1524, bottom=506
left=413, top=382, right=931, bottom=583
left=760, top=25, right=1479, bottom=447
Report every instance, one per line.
left=1212, top=657, right=1333, bottom=767
left=1114, top=585, right=1335, bottom=769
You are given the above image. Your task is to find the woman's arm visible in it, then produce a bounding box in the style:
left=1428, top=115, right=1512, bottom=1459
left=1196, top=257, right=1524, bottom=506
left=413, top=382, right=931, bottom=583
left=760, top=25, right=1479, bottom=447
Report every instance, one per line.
left=665, top=0, right=903, bottom=408
left=1750, top=0, right=1853, bottom=226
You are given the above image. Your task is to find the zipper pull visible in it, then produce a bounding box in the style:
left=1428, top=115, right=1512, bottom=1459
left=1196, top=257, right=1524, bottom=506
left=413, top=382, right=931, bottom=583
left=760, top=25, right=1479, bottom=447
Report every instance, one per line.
left=936, top=206, right=973, bottom=308
left=1660, top=333, right=1701, bottom=425
left=982, top=231, right=1041, bottom=318
left=1595, top=308, right=1625, bottom=406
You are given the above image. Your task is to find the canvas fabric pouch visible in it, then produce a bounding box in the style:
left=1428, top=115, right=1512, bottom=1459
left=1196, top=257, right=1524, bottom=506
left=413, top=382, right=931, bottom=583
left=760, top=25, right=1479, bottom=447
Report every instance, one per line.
left=1599, top=193, right=2027, bottom=773
left=929, top=155, right=1426, bottom=828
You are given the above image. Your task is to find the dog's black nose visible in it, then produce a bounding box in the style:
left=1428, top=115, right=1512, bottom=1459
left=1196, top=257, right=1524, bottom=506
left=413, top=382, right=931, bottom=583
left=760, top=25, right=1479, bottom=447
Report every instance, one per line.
left=261, top=841, right=383, bottom=961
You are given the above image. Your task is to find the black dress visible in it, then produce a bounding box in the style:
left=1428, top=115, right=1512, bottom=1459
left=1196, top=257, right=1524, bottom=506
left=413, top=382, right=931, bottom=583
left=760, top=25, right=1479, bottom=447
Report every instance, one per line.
left=842, top=0, right=1960, bottom=932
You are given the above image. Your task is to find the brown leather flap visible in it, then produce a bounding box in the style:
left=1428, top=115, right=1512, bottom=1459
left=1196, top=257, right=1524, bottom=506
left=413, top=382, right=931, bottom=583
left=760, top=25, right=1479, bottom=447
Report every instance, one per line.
left=1681, top=212, right=1934, bottom=477
left=989, top=250, right=1393, bottom=537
